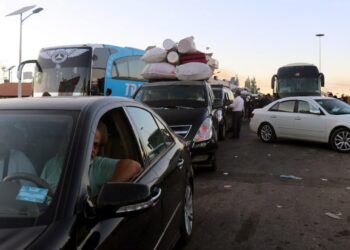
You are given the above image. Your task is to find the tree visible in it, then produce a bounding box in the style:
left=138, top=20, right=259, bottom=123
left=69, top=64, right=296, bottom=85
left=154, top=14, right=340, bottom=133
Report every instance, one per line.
left=245, top=77, right=251, bottom=89
left=250, top=77, right=260, bottom=94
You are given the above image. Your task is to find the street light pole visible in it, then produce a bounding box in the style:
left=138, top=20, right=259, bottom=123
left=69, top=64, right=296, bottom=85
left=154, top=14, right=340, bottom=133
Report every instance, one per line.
left=6, top=5, right=43, bottom=97
left=315, top=34, right=325, bottom=71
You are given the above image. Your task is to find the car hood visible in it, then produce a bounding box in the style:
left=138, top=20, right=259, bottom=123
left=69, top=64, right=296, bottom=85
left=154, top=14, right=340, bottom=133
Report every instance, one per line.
left=153, top=107, right=209, bottom=140
left=0, top=226, right=46, bottom=249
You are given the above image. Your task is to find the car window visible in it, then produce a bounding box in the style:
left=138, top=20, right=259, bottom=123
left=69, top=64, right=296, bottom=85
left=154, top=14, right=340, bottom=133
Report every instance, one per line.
left=297, top=101, right=310, bottom=113
left=212, top=88, right=222, bottom=99
left=315, top=98, right=350, bottom=115
left=270, top=100, right=296, bottom=113
left=0, top=111, right=75, bottom=223
left=154, top=116, right=174, bottom=147
left=126, top=107, right=168, bottom=163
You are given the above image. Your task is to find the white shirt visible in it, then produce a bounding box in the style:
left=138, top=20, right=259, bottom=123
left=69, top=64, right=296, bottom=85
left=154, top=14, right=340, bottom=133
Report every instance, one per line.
left=229, top=95, right=244, bottom=111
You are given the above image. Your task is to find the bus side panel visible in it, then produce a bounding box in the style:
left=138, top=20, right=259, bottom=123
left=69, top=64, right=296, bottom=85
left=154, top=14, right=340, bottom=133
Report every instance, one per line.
left=104, top=78, right=144, bottom=97
left=104, top=47, right=145, bottom=97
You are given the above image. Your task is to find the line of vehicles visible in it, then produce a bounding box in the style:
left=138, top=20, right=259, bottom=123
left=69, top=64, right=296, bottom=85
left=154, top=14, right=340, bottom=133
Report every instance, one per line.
left=5, top=43, right=338, bottom=249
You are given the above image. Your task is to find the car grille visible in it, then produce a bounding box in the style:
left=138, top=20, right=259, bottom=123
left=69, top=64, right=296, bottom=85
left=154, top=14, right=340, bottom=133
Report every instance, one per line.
left=170, top=125, right=192, bottom=138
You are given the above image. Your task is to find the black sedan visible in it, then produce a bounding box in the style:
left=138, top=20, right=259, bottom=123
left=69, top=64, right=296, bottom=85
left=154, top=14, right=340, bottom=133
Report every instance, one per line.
left=0, top=96, right=194, bottom=249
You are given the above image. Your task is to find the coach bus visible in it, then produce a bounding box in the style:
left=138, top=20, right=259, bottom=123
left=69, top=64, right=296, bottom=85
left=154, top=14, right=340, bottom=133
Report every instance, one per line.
left=18, top=44, right=146, bottom=97
left=271, top=63, right=325, bottom=99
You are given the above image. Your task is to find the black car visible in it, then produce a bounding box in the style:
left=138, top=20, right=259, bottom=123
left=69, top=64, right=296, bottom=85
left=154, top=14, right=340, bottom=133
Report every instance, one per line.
left=0, top=96, right=193, bottom=249
left=211, top=84, right=234, bottom=140
left=134, top=80, right=219, bottom=170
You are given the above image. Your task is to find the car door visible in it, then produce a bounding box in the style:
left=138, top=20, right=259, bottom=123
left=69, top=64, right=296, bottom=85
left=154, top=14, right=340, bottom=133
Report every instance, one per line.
left=125, top=106, right=186, bottom=249
left=77, top=107, right=163, bottom=250
left=293, top=100, right=327, bottom=141
left=268, top=100, right=297, bottom=138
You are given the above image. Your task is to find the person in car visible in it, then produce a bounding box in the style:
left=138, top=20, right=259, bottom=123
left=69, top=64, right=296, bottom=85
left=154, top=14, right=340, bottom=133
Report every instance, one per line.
left=0, top=126, right=36, bottom=181
left=41, top=122, right=141, bottom=196
left=88, top=122, right=141, bottom=196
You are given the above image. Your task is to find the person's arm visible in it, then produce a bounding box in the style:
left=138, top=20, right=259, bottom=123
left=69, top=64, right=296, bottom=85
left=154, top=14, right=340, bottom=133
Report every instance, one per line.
left=111, top=159, right=142, bottom=182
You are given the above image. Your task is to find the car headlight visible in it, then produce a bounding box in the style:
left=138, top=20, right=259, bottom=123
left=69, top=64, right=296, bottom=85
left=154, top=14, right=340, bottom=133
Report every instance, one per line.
left=193, top=118, right=213, bottom=142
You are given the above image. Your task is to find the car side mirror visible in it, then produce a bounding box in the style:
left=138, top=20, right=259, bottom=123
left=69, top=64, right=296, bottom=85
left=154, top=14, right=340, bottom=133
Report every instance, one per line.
left=310, top=107, right=321, bottom=115
left=271, top=75, right=277, bottom=89
left=319, top=73, right=325, bottom=87
left=95, top=183, right=161, bottom=218
left=17, top=60, right=42, bottom=81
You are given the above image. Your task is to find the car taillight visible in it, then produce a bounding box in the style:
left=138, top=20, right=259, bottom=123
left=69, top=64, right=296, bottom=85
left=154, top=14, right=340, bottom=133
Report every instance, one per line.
left=194, top=118, right=213, bottom=142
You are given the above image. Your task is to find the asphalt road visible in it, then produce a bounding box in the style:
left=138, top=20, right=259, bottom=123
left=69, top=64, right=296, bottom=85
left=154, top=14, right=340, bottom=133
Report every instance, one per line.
left=176, top=119, right=350, bottom=250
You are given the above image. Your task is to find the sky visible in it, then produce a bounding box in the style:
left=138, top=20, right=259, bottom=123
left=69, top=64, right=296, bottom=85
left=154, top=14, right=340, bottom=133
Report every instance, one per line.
left=1, top=0, right=350, bottom=95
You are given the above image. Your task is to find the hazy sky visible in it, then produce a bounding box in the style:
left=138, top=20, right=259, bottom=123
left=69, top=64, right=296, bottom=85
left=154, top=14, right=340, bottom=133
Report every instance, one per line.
left=1, top=0, right=349, bottom=94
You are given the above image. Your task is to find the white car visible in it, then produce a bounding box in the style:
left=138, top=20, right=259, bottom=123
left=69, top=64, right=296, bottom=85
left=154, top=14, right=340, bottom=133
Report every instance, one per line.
left=249, top=96, right=350, bottom=152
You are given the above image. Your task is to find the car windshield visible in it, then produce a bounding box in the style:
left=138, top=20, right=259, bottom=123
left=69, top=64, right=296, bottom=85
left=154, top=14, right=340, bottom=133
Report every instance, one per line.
left=315, top=98, right=350, bottom=115
left=0, top=111, right=75, bottom=228
left=135, top=84, right=208, bottom=108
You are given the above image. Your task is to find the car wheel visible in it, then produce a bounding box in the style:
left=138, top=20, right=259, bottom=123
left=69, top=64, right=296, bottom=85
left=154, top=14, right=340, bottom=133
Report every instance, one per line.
left=218, top=122, right=226, bottom=141
left=179, top=183, right=194, bottom=245
left=330, top=128, right=350, bottom=153
left=258, top=123, right=276, bottom=143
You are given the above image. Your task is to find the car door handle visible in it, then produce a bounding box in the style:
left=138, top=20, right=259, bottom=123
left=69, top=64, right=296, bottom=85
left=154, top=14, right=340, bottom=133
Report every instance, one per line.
left=177, top=158, right=185, bottom=169
left=151, top=188, right=162, bottom=206
left=295, top=117, right=301, bottom=120
left=270, top=115, right=277, bottom=118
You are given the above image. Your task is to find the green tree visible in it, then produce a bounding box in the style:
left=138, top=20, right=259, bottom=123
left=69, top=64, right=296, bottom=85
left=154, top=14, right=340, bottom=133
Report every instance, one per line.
left=250, top=77, right=260, bottom=94
left=245, top=77, right=251, bottom=89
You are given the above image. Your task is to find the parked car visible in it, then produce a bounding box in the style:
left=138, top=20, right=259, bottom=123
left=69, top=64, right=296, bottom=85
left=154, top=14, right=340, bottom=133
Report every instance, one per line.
left=134, top=80, right=219, bottom=170
left=0, top=96, right=194, bottom=249
left=211, top=84, right=234, bottom=140
left=250, top=96, right=350, bottom=152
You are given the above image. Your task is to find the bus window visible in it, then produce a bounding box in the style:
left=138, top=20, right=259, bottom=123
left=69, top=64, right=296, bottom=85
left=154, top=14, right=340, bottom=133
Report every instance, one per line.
left=112, top=56, right=145, bottom=81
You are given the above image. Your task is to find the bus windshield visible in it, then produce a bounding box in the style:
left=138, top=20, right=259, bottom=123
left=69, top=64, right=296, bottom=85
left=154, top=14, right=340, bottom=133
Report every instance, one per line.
left=33, top=47, right=92, bottom=97
left=278, top=77, right=320, bottom=97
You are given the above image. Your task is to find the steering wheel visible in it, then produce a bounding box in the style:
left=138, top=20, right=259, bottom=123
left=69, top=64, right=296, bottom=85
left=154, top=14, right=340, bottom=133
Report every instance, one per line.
left=3, top=172, right=55, bottom=197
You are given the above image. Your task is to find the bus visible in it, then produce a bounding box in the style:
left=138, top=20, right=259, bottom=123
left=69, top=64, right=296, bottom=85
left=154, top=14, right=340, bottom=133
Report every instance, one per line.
left=271, top=63, right=325, bottom=99
left=18, top=44, right=146, bottom=97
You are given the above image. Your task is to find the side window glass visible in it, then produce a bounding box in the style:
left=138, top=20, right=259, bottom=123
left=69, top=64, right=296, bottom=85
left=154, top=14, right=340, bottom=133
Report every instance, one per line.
left=111, top=56, right=145, bottom=81
left=154, top=116, right=174, bottom=146
left=126, top=107, right=166, bottom=162
left=298, top=101, right=310, bottom=114
left=269, top=103, right=279, bottom=111
left=277, top=101, right=295, bottom=113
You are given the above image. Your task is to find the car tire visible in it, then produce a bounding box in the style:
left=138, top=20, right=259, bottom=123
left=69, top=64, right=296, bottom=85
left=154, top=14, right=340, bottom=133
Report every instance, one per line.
left=258, top=123, right=276, bottom=143
left=330, top=127, right=350, bottom=153
left=179, top=182, right=194, bottom=245
left=218, top=122, right=226, bottom=141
